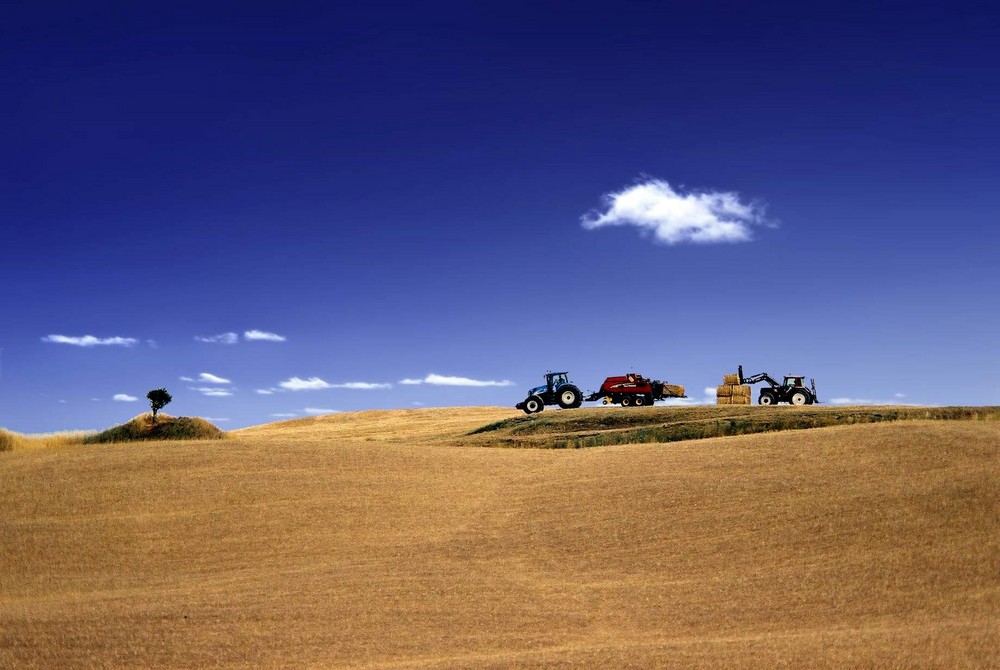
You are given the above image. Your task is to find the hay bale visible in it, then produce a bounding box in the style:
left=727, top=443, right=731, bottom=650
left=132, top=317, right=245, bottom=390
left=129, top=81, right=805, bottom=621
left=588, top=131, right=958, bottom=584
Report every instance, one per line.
left=716, top=384, right=733, bottom=397
left=716, top=396, right=732, bottom=405
left=723, top=373, right=740, bottom=385
left=662, top=384, right=685, bottom=398
left=732, top=385, right=752, bottom=399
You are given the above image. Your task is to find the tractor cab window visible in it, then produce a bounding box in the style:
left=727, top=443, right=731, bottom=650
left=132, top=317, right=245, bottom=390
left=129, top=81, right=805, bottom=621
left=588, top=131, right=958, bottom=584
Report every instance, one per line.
left=785, top=377, right=802, bottom=387
left=551, top=373, right=567, bottom=386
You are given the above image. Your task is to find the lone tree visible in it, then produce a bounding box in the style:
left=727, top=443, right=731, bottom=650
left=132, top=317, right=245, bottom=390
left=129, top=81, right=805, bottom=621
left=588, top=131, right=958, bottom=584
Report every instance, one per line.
left=146, top=388, right=172, bottom=422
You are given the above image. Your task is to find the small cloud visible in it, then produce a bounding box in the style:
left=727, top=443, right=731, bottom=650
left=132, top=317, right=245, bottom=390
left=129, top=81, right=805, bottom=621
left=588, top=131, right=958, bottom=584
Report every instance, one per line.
left=411, top=401, right=425, bottom=406
left=189, top=387, right=234, bottom=397
left=146, top=339, right=158, bottom=348
left=304, top=407, right=339, bottom=415
left=91, top=397, right=101, bottom=401
left=399, top=378, right=425, bottom=385
left=244, top=330, right=286, bottom=342
left=179, top=376, right=195, bottom=382
left=196, top=372, right=231, bottom=384
left=279, top=377, right=332, bottom=391
left=113, top=393, right=138, bottom=402
left=331, top=381, right=392, bottom=390
left=582, top=177, right=769, bottom=245
left=195, top=332, right=239, bottom=345
left=255, top=388, right=275, bottom=395
left=42, top=334, right=138, bottom=347
left=423, top=373, right=515, bottom=387
left=58, top=399, right=67, bottom=404
left=270, top=413, right=297, bottom=418
left=203, top=417, right=230, bottom=422
left=894, top=392, right=907, bottom=398
left=659, top=386, right=717, bottom=407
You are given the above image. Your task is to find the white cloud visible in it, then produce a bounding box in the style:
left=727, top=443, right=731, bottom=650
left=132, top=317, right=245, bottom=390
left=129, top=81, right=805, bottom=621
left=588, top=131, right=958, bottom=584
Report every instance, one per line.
left=195, top=332, right=239, bottom=345
left=894, top=392, right=907, bottom=398
left=180, top=376, right=195, bottom=382
left=658, top=386, right=718, bottom=407
left=331, top=381, right=392, bottom=390
left=244, top=330, right=286, bottom=342
left=424, top=373, right=515, bottom=387
left=270, top=413, right=297, bottom=418
left=399, top=378, right=424, bottom=385
left=279, top=376, right=332, bottom=391
left=203, top=417, right=230, bottom=422
left=196, top=372, right=231, bottom=384
left=582, top=178, right=769, bottom=245
left=189, top=387, right=234, bottom=397
left=256, top=388, right=275, bottom=395
left=304, top=407, right=340, bottom=415
left=42, top=335, right=138, bottom=347
left=145, top=339, right=158, bottom=348
left=113, top=393, right=138, bottom=402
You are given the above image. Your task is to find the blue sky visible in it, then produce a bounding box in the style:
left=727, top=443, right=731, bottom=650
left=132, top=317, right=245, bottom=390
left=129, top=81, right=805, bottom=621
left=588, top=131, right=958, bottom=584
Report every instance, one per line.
left=2, top=1, right=998, bottom=432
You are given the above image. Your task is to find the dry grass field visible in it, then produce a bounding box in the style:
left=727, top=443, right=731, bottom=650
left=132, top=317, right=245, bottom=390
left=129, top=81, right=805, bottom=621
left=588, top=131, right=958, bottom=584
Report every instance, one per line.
left=2, top=407, right=998, bottom=668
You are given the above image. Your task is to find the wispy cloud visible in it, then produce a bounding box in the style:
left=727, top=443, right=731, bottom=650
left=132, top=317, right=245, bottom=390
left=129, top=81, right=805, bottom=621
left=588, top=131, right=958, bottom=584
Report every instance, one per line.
left=195, top=332, right=238, bottom=345
left=180, top=376, right=195, bottom=382
left=195, top=372, right=231, bottom=384
left=270, top=412, right=297, bottom=418
left=244, top=330, right=286, bottom=342
left=303, top=407, right=339, bottom=415
left=189, top=387, right=234, bottom=397
left=658, top=387, right=718, bottom=407
left=42, top=334, right=138, bottom=347
left=113, top=393, right=138, bottom=402
left=279, top=377, right=332, bottom=391
left=203, top=417, right=230, bottom=422
left=582, top=177, right=769, bottom=245
left=828, top=397, right=916, bottom=406
left=331, top=381, right=392, bottom=390
left=401, top=373, right=515, bottom=387
left=256, top=388, right=276, bottom=395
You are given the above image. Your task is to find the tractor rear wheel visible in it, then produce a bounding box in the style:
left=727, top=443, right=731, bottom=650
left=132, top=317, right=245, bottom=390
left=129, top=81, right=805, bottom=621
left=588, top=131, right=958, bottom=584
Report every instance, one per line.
left=790, top=391, right=808, bottom=406
left=620, top=396, right=632, bottom=407
left=758, top=392, right=775, bottom=405
left=524, top=395, right=545, bottom=414
left=557, top=386, right=583, bottom=409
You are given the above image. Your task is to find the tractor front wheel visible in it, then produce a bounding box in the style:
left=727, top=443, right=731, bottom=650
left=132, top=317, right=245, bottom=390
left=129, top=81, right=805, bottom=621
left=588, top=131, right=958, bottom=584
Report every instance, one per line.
left=758, top=392, right=775, bottom=406
left=524, top=395, right=545, bottom=414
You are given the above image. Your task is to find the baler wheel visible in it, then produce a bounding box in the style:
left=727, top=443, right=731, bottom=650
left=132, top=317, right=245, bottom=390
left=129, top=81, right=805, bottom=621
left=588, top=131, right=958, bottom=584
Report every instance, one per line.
left=633, top=395, right=645, bottom=407
left=620, top=396, right=632, bottom=407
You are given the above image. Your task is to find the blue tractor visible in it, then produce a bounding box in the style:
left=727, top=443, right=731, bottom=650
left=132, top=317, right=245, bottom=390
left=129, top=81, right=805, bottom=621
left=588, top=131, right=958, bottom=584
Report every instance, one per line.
left=515, top=371, right=583, bottom=414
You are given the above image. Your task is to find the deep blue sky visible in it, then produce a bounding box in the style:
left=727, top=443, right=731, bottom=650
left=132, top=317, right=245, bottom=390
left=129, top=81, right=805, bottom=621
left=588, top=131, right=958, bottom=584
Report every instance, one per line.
left=3, top=1, right=998, bottom=432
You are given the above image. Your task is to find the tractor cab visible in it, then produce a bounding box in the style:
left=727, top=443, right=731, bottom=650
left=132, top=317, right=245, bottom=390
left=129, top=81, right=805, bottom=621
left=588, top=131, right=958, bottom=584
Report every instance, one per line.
left=546, top=372, right=569, bottom=391
left=783, top=376, right=805, bottom=388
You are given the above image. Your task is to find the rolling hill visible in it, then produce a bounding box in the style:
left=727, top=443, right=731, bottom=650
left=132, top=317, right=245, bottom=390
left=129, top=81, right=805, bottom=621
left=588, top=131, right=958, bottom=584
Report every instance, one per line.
left=1, top=407, right=997, bottom=667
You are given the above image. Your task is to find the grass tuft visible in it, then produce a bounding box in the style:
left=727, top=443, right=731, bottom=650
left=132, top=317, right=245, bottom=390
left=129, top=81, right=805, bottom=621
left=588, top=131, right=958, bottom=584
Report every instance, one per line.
left=84, top=414, right=225, bottom=444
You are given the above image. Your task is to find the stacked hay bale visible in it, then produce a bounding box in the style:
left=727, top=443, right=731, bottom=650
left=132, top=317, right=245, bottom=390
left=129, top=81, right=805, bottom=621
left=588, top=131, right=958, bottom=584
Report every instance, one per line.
left=717, top=373, right=753, bottom=405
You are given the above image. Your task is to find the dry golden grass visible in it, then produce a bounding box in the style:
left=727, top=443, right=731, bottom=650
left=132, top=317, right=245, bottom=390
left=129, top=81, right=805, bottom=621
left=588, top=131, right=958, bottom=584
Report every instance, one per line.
left=0, top=427, right=92, bottom=451
left=1, top=410, right=998, bottom=668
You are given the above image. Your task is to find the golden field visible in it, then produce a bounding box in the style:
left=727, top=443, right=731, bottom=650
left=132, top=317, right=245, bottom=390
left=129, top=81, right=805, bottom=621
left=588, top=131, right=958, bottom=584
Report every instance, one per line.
left=1, top=407, right=998, bottom=668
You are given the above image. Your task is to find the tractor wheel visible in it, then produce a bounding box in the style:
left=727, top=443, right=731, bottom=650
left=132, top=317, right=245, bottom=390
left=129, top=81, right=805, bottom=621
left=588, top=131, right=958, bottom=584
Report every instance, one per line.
left=758, top=392, right=775, bottom=406
left=620, top=396, right=632, bottom=407
left=524, top=395, right=545, bottom=414
left=633, top=395, right=645, bottom=407
left=557, top=386, right=583, bottom=409
left=790, top=391, right=808, bottom=406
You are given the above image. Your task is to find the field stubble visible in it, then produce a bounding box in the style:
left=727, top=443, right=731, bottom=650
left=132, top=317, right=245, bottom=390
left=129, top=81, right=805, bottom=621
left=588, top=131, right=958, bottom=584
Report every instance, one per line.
left=1, top=407, right=998, bottom=667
